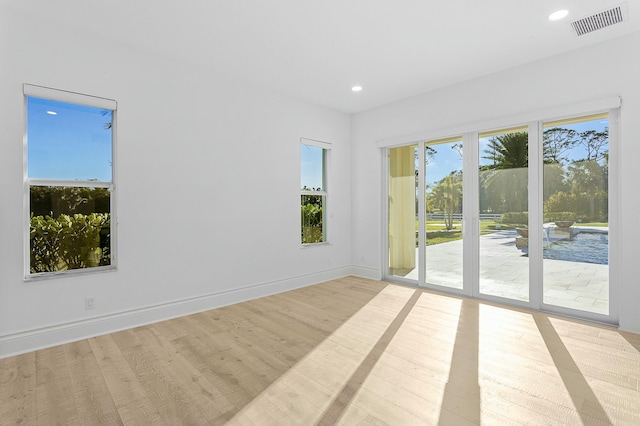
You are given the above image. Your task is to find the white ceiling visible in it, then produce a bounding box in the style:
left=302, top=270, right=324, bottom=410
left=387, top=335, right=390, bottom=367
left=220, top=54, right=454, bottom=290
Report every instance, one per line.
left=5, top=0, right=640, bottom=113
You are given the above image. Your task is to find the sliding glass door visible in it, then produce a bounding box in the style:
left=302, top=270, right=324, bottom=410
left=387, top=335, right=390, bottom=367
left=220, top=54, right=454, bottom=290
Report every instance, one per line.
left=478, top=127, right=529, bottom=302
left=388, top=145, right=418, bottom=280
left=384, top=110, right=615, bottom=323
left=424, top=137, right=463, bottom=289
left=387, top=139, right=464, bottom=289
left=541, top=114, right=609, bottom=315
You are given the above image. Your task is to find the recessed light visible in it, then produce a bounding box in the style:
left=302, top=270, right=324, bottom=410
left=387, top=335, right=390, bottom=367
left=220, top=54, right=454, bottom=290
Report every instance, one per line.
left=549, top=9, right=569, bottom=21
left=46, top=111, right=57, bottom=115
left=351, top=85, right=363, bottom=92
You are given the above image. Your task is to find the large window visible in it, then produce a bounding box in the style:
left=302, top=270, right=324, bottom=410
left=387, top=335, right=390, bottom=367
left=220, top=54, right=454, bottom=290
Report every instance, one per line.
left=24, top=85, right=116, bottom=278
left=301, top=139, right=330, bottom=244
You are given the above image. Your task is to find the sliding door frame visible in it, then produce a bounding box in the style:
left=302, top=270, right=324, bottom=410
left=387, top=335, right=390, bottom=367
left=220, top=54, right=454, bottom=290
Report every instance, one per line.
left=380, top=98, right=620, bottom=325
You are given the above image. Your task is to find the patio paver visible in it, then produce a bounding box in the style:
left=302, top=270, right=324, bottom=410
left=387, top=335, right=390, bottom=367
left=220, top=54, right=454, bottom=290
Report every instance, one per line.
left=389, top=229, right=609, bottom=315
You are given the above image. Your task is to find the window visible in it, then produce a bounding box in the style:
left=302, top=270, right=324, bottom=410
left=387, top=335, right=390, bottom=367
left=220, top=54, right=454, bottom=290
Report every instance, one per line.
left=24, top=84, right=116, bottom=278
left=301, top=139, right=330, bottom=244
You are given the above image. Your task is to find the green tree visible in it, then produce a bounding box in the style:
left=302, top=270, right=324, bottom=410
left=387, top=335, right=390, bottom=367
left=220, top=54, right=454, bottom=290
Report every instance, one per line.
left=30, top=186, right=110, bottom=217
left=542, top=162, right=568, bottom=202
left=482, top=131, right=528, bottom=169
left=543, top=127, right=577, bottom=164
left=428, top=172, right=462, bottom=230
left=568, top=160, right=606, bottom=220
left=577, top=129, right=608, bottom=162
left=301, top=188, right=324, bottom=243
left=480, top=132, right=529, bottom=213
left=541, top=125, right=609, bottom=221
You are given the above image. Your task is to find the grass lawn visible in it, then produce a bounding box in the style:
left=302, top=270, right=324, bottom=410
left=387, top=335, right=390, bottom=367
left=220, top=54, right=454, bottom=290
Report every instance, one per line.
left=418, top=219, right=609, bottom=247
left=420, top=220, right=522, bottom=246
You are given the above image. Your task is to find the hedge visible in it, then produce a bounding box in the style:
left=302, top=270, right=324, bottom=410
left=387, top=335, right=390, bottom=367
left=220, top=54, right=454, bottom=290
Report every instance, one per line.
left=500, top=212, right=528, bottom=225
left=30, top=213, right=111, bottom=273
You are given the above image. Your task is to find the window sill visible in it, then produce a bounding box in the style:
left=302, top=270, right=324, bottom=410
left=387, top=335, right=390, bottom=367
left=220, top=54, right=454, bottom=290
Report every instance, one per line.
left=301, top=242, right=331, bottom=249
left=25, top=265, right=117, bottom=282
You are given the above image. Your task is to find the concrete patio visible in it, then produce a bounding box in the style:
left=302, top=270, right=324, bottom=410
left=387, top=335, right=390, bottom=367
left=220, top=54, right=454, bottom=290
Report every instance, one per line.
left=390, top=228, right=609, bottom=315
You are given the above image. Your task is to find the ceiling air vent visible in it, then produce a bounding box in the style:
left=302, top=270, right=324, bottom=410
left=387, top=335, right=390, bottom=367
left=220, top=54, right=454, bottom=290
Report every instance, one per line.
left=570, top=5, right=625, bottom=36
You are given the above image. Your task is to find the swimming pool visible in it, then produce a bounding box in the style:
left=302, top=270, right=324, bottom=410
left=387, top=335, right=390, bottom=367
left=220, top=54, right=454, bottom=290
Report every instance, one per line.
left=544, top=231, right=608, bottom=265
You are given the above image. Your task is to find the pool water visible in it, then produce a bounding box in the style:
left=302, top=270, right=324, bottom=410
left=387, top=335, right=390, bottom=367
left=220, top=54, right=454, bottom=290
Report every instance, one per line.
left=544, top=232, right=608, bottom=265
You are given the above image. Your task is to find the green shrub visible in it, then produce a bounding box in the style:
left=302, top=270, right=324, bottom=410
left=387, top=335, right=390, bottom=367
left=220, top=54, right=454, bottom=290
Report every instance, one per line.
left=30, top=213, right=110, bottom=273
left=301, top=200, right=323, bottom=243
left=500, top=212, right=528, bottom=225
left=31, top=186, right=110, bottom=217
left=543, top=190, right=608, bottom=222
left=543, top=211, right=577, bottom=222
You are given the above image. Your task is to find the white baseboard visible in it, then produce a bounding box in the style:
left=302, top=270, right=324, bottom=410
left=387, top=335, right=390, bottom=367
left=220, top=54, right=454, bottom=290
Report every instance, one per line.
left=0, top=266, right=354, bottom=359
left=351, top=265, right=382, bottom=281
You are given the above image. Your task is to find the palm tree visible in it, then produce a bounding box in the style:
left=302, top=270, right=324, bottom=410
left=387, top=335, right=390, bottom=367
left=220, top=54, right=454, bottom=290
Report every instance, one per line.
left=482, top=131, right=528, bottom=169
left=429, top=172, right=462, bottom=230
left=481, top=132, right=528, bottom=213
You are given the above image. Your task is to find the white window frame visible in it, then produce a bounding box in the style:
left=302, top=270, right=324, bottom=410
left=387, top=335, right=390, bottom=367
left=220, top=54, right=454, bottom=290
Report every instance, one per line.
left=23, top=84, right=118, bottom=280
left=300, top=138, right=331, bottom=246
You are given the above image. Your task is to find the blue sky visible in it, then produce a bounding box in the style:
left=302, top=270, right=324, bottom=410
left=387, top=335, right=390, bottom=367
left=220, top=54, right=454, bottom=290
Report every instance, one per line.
left=301, top=144, right=323, bottom=190
left=27, top=97, right=112, bottom=182
left=478, top=118, right=608, bottom=168
left=541, top=118, right=609, bottom=164
left=425, top=118, right=609, bottom=187
left=425, top=141, right=463, bottom=187
left=29, top=97, right=604, bottom=189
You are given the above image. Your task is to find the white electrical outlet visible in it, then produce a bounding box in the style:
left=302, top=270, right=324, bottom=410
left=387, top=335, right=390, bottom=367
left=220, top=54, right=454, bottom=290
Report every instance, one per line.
left=85, top=297, right=95, bottom=310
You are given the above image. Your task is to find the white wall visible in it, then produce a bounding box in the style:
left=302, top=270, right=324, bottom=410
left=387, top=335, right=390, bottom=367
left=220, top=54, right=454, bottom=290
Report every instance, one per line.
left=0, top=10, right=352, bottom=357
left=3, top=9, right=639, bottom=358
left=351, top=31, right=640, bottom=333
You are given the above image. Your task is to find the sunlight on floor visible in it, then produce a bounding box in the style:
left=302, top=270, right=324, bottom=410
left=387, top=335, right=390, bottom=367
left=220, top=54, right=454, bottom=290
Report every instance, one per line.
left=228, top=287, right=639, bottom=425
left=227, top=284, right=418, bottom=424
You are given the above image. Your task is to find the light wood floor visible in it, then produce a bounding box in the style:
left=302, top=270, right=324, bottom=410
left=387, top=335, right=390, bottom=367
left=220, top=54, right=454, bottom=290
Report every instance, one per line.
left=1, top=277, right=639, bottom=425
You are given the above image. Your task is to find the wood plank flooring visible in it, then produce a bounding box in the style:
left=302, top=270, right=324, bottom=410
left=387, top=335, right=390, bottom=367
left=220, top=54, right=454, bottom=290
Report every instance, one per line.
left=1, top=276, right=639, bottom=425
